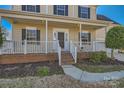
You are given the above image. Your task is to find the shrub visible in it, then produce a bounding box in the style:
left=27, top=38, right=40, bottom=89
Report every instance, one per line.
left=105, top=26, right=124, bottom=59
left=36, top=67, right=49, bottom=77
left=89, top=52, right=107, bottom=63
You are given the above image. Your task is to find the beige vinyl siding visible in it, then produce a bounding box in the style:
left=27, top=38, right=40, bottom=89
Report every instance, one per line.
left=12, top=21, right=96, bottom=42
left=12, top=5, right=97, bottom=20
left=12, top=23, right=46, bottom=41
left=95, top=28, right=106, bottom=41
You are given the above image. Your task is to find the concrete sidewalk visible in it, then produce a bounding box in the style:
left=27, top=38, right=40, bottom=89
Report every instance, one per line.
left=62, top=65, right=124, bottom=82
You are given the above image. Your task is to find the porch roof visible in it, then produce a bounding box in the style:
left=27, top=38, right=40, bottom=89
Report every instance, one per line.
left=0, top=9, right=111, bottom=27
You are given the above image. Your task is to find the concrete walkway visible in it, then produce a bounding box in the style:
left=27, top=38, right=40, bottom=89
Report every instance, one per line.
left=62, top=65, right=124, bottom=82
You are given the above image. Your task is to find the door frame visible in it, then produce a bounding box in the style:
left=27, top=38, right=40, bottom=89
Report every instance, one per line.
left=53, top=28, right=69, bottom=50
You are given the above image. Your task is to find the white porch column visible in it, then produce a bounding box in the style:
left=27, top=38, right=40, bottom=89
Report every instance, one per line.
left=93, top=41, right=96, bottom=51
left=79, top=24, right=82, bottom=48
left=45, top=20, right=48, bottom=54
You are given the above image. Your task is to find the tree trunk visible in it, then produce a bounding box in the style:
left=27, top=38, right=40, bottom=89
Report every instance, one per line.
left=111, top=49, right=114, bottom=59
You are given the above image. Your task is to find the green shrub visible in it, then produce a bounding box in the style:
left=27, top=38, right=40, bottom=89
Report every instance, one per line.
left=105, top=26, right=124, bottom=59
left=89, top=52, right=107, bottom=63
left=36, top=67, right=49, bottom=77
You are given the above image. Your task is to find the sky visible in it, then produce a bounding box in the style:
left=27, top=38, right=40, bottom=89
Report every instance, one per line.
left=0, top=5, right=124, bottom=31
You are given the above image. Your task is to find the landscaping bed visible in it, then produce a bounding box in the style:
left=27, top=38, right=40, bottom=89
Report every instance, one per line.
left=75, top=51, right=124, bottom=73
left=74, top=58, right=124, bottom=73
left=0, top=61, right=64, bottom=78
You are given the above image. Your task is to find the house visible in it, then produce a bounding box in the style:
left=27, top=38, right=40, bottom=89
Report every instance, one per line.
left=0, top=5, right=119, bottom=65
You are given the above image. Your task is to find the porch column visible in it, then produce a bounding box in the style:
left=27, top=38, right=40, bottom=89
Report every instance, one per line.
left=79, top=24, right=82, bottom=48
left=45, top=20, right=48, bottom=54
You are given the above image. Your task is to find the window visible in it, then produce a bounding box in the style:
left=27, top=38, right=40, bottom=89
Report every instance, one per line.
left=27, top=5, right=35, bottom=12
left=79, top=32, right=91, bottom=42
left=22, top=5, right=40, bottom=12
left=26, top=29, right=37, bottom=41
left=54, top=5, right=68, bottom=16
left=22, top=28, right=40, bottom=42
left=78, top=6, right=90, bottom=19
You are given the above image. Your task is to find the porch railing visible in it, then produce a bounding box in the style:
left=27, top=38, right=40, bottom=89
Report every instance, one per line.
left=70, top=41, right=77, bottom=63
left=0, top=40, right=58, bottom=55
left=72, top=41, right=106, bottom=52
left=0, top=40, right=106, bottom=55
left=57, top=41, right=61, bottom=66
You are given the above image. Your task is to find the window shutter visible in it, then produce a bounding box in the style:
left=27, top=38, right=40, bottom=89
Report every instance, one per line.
left=88, top=8, right=90, bottom=19
left=36, top=5, right=40, bottom=13
left=22, top=29, right=26, bottom=41
left=54, top=5, right=57, bottom=15
left=22, top=5, right=26, bottom=11
left=65, top=5, right=68, bottom=16
left=78, top=6, right=81, bottom=18
left=37, top=30, right=40, bottom=41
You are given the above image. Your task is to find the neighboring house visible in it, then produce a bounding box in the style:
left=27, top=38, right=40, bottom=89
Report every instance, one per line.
left=0, top=5, right=119, bottom=65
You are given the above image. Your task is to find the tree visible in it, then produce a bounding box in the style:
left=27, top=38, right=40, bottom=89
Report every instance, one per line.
left=0, top=25, right=6, bottom=47
left=105, top=26, right=124, bottom=59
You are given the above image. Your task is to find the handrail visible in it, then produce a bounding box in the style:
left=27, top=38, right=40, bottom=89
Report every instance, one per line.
left=70, top=41, right=77, bottom=63
left=57, top=40, right=61, bottom=66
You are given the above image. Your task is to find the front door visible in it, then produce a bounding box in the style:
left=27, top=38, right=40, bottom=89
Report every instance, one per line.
left=53, top=28, right=69, bottom=50
left=58, top=32, right=64, bottom=48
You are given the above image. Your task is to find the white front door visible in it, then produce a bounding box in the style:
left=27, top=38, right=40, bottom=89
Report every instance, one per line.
left=53, top=28, right=69, bottom=51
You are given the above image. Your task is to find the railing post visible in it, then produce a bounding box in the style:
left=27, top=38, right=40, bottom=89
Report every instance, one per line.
left=93, top=41, right=96, bottom=52
left=74, top=47, right=77, bottom=63
left=70, top=40, right=72, bottom=52
left=24, top=40, right=27, bottom=54
left=59, top=47, right=61, bottom=66
left=0, top=49, right=2, bottom=55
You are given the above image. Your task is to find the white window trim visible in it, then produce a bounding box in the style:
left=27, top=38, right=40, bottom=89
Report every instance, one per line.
left=80, top=6, right=89, bottom=18
left=25, top=5, right=37, bottom=12
left=56, top=5, right=66, bottom=16
left=53, top=28, right=69, bottom=50
left=80, top=31, right=92, bottom=42
left=26, top=27, right=37, bottom=41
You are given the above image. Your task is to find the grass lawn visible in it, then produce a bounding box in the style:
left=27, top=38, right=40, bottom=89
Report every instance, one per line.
left=74, top=63, right=124, bottom=73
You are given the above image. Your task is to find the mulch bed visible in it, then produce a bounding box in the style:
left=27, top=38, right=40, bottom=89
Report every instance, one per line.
left=78, top=58, right=124, bottom=65
left=0, top=61, right=64, bottom=78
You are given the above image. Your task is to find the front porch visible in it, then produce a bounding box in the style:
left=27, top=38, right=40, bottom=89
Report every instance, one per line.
left=0, top=40, right=106, bottom=65
left=0, top=9, right=108, bottom=65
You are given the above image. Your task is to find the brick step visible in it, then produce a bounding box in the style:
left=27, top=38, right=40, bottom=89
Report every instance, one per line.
left=61, top=61, right=74, bottom=65
left=61, top=52, right=74, bottom=65
left=62, top=59, right=74, bottom=62
left=62, top=56, right=73, bottom=59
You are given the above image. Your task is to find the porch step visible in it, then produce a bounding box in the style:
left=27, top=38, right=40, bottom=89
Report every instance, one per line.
left=61, top=51, right=75, bottom=65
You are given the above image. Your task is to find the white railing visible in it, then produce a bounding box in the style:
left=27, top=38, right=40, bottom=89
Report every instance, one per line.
left=70, top=41, right=77, bottom=63
left=0, top=40, right=58, bottom=55
left=72, top=40, right=105, bottom=52
left=57, top=41, right=61, bottom=66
